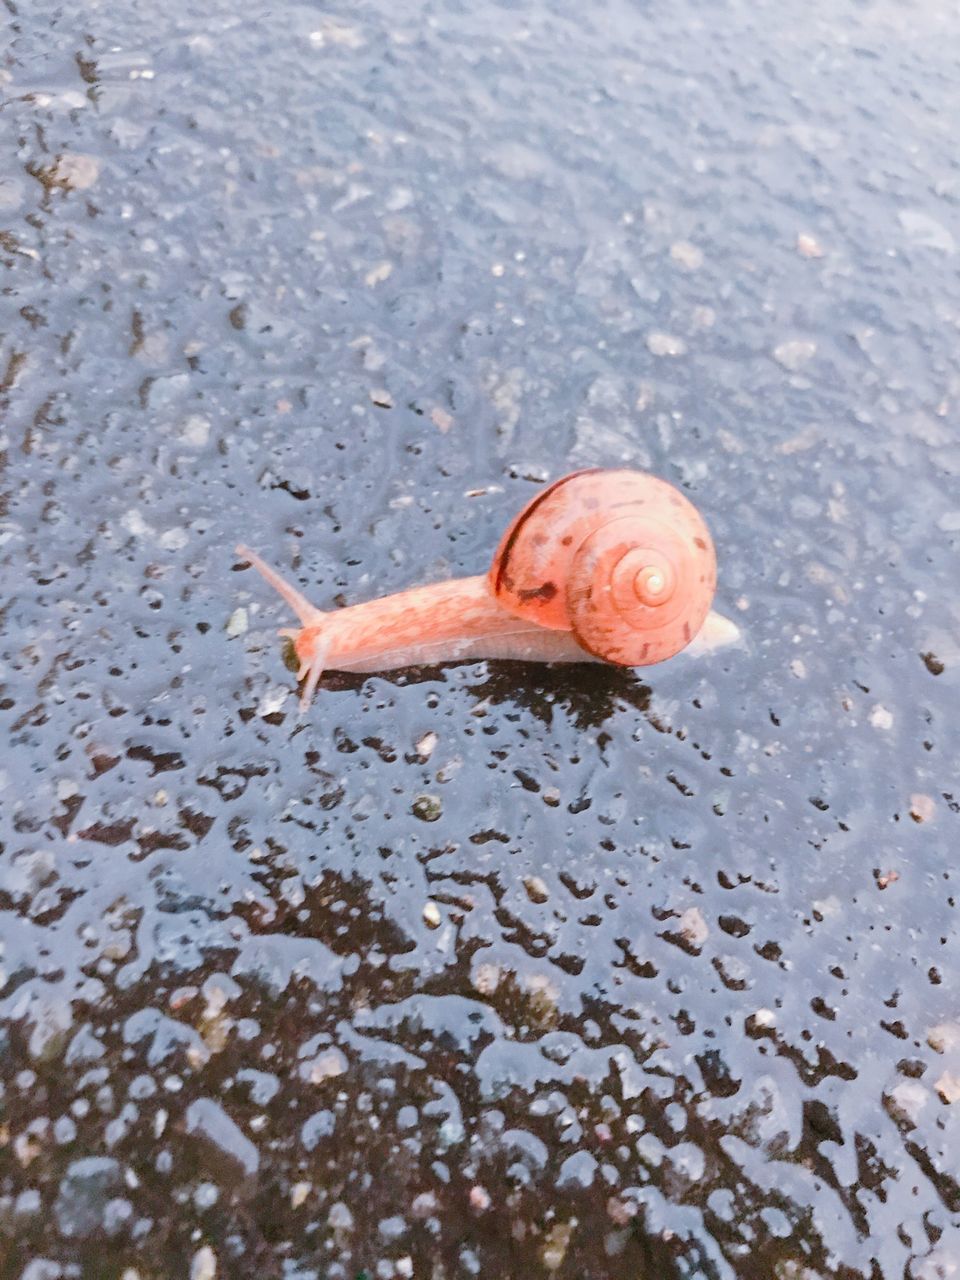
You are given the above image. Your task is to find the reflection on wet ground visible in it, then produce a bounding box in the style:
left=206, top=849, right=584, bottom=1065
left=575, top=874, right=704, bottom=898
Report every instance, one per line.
left=2, top=0, right=960, bottom=1275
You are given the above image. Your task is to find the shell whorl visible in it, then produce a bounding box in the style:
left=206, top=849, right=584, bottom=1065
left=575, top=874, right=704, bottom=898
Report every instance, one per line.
left=489, top=469, right=717, bottom=666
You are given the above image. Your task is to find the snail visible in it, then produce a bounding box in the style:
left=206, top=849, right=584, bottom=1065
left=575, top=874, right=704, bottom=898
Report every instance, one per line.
left=236, top=468, right=739, bottom=709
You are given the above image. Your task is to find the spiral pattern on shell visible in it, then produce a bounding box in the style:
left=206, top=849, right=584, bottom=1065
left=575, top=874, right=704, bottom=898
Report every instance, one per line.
left=489, top=468, right=717, bottom=666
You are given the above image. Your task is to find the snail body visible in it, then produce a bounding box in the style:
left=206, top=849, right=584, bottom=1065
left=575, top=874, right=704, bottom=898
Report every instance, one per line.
left=236, top=468, right=734, bottom=709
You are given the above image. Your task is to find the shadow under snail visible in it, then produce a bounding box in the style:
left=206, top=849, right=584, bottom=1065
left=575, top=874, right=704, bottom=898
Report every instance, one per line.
left=236, top=468, right=740, bottom=710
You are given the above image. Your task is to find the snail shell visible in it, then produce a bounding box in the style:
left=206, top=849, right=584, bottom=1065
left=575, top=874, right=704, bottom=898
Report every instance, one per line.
left=488, top=468, right=717, bottom=666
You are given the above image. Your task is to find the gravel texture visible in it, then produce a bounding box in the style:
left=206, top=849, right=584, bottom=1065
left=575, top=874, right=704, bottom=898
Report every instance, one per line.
left=2, top=0, right=959, bottom=1276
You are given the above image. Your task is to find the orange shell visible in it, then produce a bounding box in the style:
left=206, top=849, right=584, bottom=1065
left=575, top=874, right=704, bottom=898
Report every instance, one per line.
left=488, top=468, right=717, bottom=666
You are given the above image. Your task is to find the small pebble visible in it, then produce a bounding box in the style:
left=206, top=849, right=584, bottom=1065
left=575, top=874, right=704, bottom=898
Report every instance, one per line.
left=328, top=1201, right=354, bottom=1231
left=910, top=793, right=936, bottom=823
left=301, top=1048, right=348, bottom=1084
left=647, top=332, right=687, bottom=357
left=411, top=1191, right=437, bottom=1218
left=257, top=686, right=289, bottom=718
left=523, top=876, right=549, bottom=904
left=669, top=240, right=703, bottom=269
left=179, top=414, right=210, bottom=447
left=194, top=1183, right=219, bottom=1210
left=869, top=704, right=893, bottom=731
left=469, top=1185, right=491, bottom=1211
left=678, top=906, right=709, bottom=948
left=365, top=261, right=393, bottom=286
left=542, top=1221, right=574, bottom=1272
left=884, top=1079, right=927, bottom=1127
left=53, top=153, right=100, bottom=190
left=928, top=1022, right=960, bottom=1054
left=308, top=18, right=364, bottom=49
left=226, top=607, right=248, bottom=638
left=472, top=963, right=500, bottom=995
left=412, top=794, right=442, bottom=822
left=935, top=1072, right=960, bottom=1104
left=796, top=232, right=824, bottom=258
left=190, top=1248, right=217, bottom=1280
left=607, top=1196, right=637, bottom=1226
left=773, top=339, right=816, bottom=371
